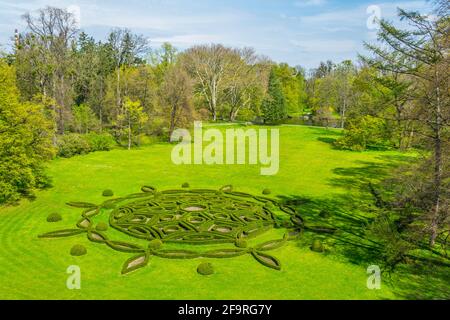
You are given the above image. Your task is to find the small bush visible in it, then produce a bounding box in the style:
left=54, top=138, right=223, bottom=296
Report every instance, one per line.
left=148, top=239, right=163, bottom=250
left=57, top=134, right=91, bottom=158
left=311, top=239, right=324, bottom=253
left=47, top=213, right=62, bottom=222
left=96, top=222, right=108, bottom=231
left=70, top=244, right=87, bottom=256
left=235, top=239, right=248, bottom=248
left=262, top=189, right=271, bottom=195
left=86, top=133, right=115, bottom=152
left=102, top=189, right=114, bottom=197
left=182, top=183, right=190, bottom=188
left=197, top=262, right=214, bottom=276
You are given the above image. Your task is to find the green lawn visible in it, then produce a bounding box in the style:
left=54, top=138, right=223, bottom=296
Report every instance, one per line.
left=0, top=125, right=420, bottom=299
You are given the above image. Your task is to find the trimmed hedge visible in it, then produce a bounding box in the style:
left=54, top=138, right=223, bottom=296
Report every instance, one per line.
left=70, top=244, right=87, bottom=256
left=182, top=183, right=190, bottom=188
left=197, top=262, right=214, bottom=276
left=262, top=189, right=272, bottom=195
left=47, top=213, right=62, bottom=223
left=102, top=189, right=114, bottom=197
left=40, top=185, right=305, bottom=274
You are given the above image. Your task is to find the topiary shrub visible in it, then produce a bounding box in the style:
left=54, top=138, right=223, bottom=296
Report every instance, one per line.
left=262, top=189, right=271, bottom=195
left=311, top=239, right=324, bottom=253
left=235, top=239, right=248, bottom=248
left=182, top=183, right=190, bottom=188
left=70, top=244, right=87, bottom=256
left=102, top=189, right=114, bottom=197
left=197, top=262, right=214, bottom=276
left=47, top=213, right=62, bottom=223
left=96, top=222, right=108, bottom=231
left=148, top=239, right=163, bottom=250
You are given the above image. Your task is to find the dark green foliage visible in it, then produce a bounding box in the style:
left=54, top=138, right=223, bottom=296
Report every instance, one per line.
left=96, top=222, right=108, bottom=231
left=70, top=244, right=87, bottom=256
left=47, top=213, right=62, bottom=222
left=102, top=189, right=114, bottom=197
left=261, top=69, right=287, bottom=124
left=182, top=182, right=190, bottom=188
left=148, top=239, right=163, bottom=250
left=197, top=262, right=214, bottom=276
left=311, top=239, right=324, bottom=253
left=262, top=189, right=271, bottom=195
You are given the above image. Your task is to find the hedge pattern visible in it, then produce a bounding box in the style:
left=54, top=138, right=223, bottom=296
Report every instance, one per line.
left=39, top=185, right=304, bottom=275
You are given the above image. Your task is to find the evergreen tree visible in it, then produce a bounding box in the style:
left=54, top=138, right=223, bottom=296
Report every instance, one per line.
left=261, top=69, right=287, bottom=124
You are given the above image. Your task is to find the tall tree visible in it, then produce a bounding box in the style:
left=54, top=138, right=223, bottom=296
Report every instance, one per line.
left=363, top=1, right=449, bottom=246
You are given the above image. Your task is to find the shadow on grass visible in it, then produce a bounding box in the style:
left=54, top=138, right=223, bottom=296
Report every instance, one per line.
left=277, top=155, right=449, bottom=299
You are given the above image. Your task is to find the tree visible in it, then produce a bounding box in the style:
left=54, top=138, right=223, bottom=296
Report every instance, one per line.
left=0, top=59, right=54, bottom=204
left=261, top=69, right=287, bottom=124
left=19, top=6, right=79, bottom=134
left=182, top=44, right=238, bottom=121
left=122, top=97, right=148, bottom=150
left=363, top=1, right=449, bottom=246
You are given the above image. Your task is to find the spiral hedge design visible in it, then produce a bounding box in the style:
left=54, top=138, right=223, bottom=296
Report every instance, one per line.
left=39, top=185, right=303, bottom=275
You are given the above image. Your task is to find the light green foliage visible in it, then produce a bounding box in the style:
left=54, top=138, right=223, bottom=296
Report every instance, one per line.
left=0, top=60, right=54, bottom=204
left=0, top=125, right=410, bottom=299
left=273, top=63, right=307, bottom=115
left=335, top=116, right=390, bottom=151
left=72, top=104, right=99, bottom=134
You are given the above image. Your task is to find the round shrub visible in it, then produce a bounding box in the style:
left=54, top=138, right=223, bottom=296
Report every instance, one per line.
left=70, top=244, right=87, bottom=256
left=311, top=239, right=324, bottom=253
left=319, top=210, right=330, bottom=218
left=47, top=213, right=62, bottom=223
left=235, top=239, right=248, bottom=248
left=96, top=222, right=108, bottom=231
left=262, top=189, right=272, bottom=195
left=197, top=262, right=214, bottom=276
left=148, top=239, right=163, bottom=250
left=182, top=183, right=190, bottom=188
left=102, top=189, right=114, bottom=197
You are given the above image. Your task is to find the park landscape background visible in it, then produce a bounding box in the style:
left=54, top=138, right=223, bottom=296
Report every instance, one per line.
left=0, top=1, right=448, bottom=300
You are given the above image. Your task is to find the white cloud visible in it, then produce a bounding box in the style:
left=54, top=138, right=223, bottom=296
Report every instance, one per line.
left=294, top=0, right=326, bottom=7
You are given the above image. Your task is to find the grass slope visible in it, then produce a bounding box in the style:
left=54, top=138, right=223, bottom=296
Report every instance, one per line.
left=0, top=125, right=414, bottom=299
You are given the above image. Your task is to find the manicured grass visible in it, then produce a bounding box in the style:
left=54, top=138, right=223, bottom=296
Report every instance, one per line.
left=0, top=125, right=413, bottom=299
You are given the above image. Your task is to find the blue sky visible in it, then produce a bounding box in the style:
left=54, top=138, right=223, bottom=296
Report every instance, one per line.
left=0, top=0, right=433, bottom=69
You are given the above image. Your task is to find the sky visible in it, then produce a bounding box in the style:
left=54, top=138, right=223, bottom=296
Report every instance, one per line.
left=0, top=0, right=434, bottom=69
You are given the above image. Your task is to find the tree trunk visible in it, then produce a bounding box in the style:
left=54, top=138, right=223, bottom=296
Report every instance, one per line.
left=128, top=115, right=132, bottom=151
left=430, top=68, right=443, bottom=247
